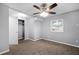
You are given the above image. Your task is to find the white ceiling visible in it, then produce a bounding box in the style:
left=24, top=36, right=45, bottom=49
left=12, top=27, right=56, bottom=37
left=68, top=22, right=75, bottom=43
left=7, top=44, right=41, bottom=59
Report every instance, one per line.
left=5, top=3, right=79, bottom=16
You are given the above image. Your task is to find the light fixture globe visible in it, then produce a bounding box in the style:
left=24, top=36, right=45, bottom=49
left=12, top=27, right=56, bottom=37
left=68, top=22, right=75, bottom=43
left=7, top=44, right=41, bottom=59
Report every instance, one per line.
left=40, top=12, right=49, bottom=17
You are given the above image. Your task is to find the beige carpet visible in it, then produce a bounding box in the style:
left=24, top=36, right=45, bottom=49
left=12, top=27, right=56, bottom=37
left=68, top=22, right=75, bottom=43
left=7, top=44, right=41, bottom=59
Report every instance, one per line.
left=4, top=39, right=79, bottom=55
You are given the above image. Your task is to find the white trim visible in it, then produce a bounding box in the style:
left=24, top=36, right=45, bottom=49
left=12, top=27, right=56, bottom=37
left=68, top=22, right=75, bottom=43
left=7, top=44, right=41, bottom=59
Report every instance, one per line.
left=0, top=49, right=9, bottom=55
left=44, top=39, right=79, bottom=48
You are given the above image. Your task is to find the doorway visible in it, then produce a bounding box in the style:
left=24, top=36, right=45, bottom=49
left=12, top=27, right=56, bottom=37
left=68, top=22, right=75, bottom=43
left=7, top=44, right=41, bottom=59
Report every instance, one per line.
left=18, top=19, right=25, bottom=41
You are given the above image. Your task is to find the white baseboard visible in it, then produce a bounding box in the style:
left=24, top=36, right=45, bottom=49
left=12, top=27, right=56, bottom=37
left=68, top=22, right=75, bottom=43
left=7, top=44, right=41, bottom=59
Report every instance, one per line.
left=9, top=43, right=18, bottom=45
left=0, top=49, right=9, bottom=55
left=44, top=39, right=79, bottom=48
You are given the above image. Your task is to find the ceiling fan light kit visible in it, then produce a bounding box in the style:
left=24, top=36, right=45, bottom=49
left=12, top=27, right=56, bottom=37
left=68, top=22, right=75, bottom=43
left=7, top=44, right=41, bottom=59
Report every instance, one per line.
left=40, top=12, right=49, bottom=17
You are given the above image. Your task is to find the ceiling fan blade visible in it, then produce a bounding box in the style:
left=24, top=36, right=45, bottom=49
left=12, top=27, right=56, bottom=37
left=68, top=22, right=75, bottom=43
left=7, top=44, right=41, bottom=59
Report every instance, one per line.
left=49, top=3, right=58, bottom=10
left=33, top=5, right=40, bottom=10
left=48, top=12, right=56, bottom=14
left=33, top=12, right=40, bottom=15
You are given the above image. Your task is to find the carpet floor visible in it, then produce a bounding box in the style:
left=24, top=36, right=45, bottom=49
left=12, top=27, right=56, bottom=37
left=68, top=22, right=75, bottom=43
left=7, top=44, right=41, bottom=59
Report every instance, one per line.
left=4, top=39, right=79, bottom=55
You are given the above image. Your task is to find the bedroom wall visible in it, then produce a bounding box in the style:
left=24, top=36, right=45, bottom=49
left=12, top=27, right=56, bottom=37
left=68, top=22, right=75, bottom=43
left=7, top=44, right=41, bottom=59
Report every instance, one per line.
left=9, top=15, right=18, bottom=44
left=25, top=17, right=43, bottom=41
left=0, top=4, right=9, bottom=54
left=42, top=10, right=79, bottom=47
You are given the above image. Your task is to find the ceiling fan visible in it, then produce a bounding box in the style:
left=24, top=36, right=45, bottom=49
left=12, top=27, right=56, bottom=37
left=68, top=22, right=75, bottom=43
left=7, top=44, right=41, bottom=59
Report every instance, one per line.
left=33, top=3, right=58, bottom=17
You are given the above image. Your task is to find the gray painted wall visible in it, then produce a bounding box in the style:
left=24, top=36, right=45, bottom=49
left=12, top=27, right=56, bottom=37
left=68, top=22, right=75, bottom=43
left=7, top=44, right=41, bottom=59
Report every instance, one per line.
left=25, top=17, right=43, bottom=41
left=0, top=4, right=9, bottom=52
left=42, top=10, right=79, bottom=47
left=9, top=16, right=18, bottom=44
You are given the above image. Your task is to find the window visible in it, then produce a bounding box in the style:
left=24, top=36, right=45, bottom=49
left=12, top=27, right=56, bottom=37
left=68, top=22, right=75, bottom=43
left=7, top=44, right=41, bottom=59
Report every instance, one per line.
left=50, top=19, right=64, bottom=32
